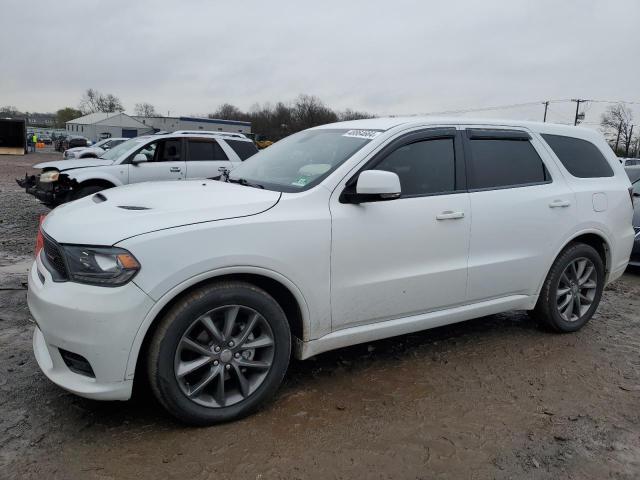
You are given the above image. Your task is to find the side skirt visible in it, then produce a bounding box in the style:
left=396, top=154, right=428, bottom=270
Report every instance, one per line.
left=294, top=294, right=536, bottom=360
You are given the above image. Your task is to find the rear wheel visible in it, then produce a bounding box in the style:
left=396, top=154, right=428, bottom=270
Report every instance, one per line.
left=147, top=281, right=291, bottom=425
left=533, top=243, right=605, bottom=332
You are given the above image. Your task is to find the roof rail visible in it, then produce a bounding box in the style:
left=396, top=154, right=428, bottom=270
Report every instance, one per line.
left=172, top=130, right=247, bottom=139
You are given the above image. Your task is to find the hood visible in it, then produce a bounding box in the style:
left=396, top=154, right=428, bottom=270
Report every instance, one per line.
left=34, top=158, right=114, bottom=171
left=42, top=180, right=281, bottom=245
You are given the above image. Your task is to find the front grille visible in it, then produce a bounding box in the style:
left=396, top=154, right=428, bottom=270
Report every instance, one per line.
left=42, top=234, right=68, bottom=280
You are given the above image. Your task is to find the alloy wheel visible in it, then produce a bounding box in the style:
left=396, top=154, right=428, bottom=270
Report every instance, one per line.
left=556, top=257, right=598, bottom=322
left=174, top=305, right=275, bottom=408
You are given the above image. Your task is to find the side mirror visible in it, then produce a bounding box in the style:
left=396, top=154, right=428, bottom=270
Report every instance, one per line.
left=356, top=170, right=401, bottom=197
left=131, top=153, right=148, bottom=165
left=342, top=170, right=401, bottom=203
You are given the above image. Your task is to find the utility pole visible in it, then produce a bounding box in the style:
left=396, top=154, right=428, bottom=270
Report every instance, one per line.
left=542, top=101, right=549, bottom=122
left=571, top=99, right=587, bottom=126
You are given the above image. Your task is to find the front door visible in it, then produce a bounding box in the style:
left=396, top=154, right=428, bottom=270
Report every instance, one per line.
left=184, top=138, right=232, bottom=179
left=128, top=138, right=186, bottom=183
left=330, top=129, right=471, bottom=329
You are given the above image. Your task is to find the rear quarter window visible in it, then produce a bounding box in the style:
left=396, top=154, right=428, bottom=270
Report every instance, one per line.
left=225, top=139, right=259, bottom=160
left=541, top=134, right=613, bottom=178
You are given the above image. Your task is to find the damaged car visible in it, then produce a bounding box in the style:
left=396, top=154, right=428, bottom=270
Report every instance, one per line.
left=16, top=132, right=258, bottom=206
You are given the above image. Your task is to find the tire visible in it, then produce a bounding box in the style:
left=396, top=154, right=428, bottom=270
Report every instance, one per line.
left=532, top=243, right=605, bottom=332
left=73, top=184, right=107, bottom=200
left=147, top=281, right=291, bottom=425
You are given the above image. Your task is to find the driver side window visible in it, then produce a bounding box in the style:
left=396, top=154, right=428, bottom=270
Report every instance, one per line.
left=373, top=138, right=456, bottom=197
left=135, top=139, right=181, bottom=162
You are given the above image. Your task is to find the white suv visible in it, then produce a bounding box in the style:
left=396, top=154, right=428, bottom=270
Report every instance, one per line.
left=63, top=137, right=128, bottom=159
left=28, top=118, right=635, bottom=425
left=17, top=132, right=258, bottom=205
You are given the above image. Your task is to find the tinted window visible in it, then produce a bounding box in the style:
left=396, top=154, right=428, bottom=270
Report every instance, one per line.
left=187, top=139, right=228, bottom=161
left=542, top=134, right=613, bottom=178
left=225, top=139, right=259, bottom=160
left=468, top=139, right=547, bottom=189
left=140, top=139, right=181, bottom=162
left=374, top=138, right=455, bottom=196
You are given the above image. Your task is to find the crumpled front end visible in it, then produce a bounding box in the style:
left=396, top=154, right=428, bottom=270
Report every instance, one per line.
left=16, top=172, right=75, bottom=206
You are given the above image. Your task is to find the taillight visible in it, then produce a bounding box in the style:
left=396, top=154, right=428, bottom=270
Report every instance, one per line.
left=34, top=214, right=46, bottom=257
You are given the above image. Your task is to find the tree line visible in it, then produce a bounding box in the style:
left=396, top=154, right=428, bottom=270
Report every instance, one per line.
left=0, top=90, right=373, bottom=139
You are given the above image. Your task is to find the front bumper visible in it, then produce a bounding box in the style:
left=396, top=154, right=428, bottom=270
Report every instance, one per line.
left=16, top=174, right=71, bottom=205
left=28, top=254, right=155, bottom=400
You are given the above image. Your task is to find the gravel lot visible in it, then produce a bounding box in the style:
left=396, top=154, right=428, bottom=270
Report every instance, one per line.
left=1, top=151, right=639, bottom=479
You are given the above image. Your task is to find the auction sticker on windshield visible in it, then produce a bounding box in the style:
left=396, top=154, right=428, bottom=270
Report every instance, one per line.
left=342, top=130, right=382, bottom=139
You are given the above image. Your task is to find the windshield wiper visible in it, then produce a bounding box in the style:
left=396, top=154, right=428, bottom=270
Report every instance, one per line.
left=227, top=177, right=264, bottom=189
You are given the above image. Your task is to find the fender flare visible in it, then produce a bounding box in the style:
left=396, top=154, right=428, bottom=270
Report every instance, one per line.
left=123, top=265, right=311, bottom=380
left=534, top=226, right=613, bottom=295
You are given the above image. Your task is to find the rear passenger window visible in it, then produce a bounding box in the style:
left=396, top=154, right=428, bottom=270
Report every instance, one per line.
left=467, top=137, right=548, bottom=190
left=225, top=139, right=259, bottom=160
left=187, top=140, right=228, bottom=161
left=374, top=138, right=456, bottom=196
left=542, top=134, right=613, bottom=178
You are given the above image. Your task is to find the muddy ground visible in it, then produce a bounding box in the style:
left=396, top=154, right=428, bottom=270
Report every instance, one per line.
left=0, top=151, right=639, bottom=479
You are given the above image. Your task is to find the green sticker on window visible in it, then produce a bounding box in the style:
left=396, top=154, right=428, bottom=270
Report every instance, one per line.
left=291, top=176, right=309, bottom=187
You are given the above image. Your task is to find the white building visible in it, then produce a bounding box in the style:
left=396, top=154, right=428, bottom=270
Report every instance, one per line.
left=133, top=116, right=251, bottom=135
left=66, top=113, right=153, bottom=141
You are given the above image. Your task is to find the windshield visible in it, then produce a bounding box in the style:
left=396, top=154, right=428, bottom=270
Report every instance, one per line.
left=99, top=137, right=148, bottom=161
left=92, top=139, right=110, bottom=148
left=228, top=128, right=380, bottom=192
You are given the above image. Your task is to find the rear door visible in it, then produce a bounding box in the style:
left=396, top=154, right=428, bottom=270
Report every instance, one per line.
left=128, top=138, right=186, bottom=183
left=462, top=128, right=576, bottom=302
left=184, top=138, right=231, bottom=179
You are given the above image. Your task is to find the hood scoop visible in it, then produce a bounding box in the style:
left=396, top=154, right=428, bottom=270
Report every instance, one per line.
left=92, top=193, right=107, bottom=203
left=117, top=205, right=151, bottom=210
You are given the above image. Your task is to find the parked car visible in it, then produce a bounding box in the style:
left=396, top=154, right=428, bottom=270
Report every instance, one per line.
left=56, top=135, right=90, bottom=152
left=63, top=137, right=128, bottom=159
left=17, top=132, right=258, bottom=205
left=630, top=174, right=640, bottom=267
left=28, top=118, right=635, bottom=425
left=621, top=158, right=640, bottom=167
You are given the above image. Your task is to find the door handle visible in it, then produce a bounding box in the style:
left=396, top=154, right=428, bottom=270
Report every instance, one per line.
left=549, top=199, right=571, bottom=208
left=436, top=211, right=465, bottom=220
left=170, top=167, right=181, bottom=172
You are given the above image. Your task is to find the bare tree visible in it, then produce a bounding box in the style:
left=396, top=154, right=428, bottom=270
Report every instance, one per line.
left=79, top=89, right=124, bottom=114
left=209, top=103, right=247, bottom=121
left=291, top=94, right=338, bottom=131
left=601, top=103, right=635, bottom=155
left=0, top=105, right=22, bottom=118
left=134, top=102, right=159, bottom=117
left=338, top=108, right=375, bottom=121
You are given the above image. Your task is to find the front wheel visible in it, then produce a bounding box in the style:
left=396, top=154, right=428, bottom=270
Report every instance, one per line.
left=533, top=243, right=605, bottom=332
left=147, top=281, right=291, bottom=425
left=72, top=184, right=106, bottom=200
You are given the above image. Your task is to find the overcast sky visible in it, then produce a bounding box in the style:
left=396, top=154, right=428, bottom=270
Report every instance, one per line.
left=1, top=0, right=638, bottom=126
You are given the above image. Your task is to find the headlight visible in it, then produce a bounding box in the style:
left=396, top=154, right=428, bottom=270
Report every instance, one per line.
left=39, top=170, right=60, bottom=183
left=62, top=245, right=141, bottom=287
